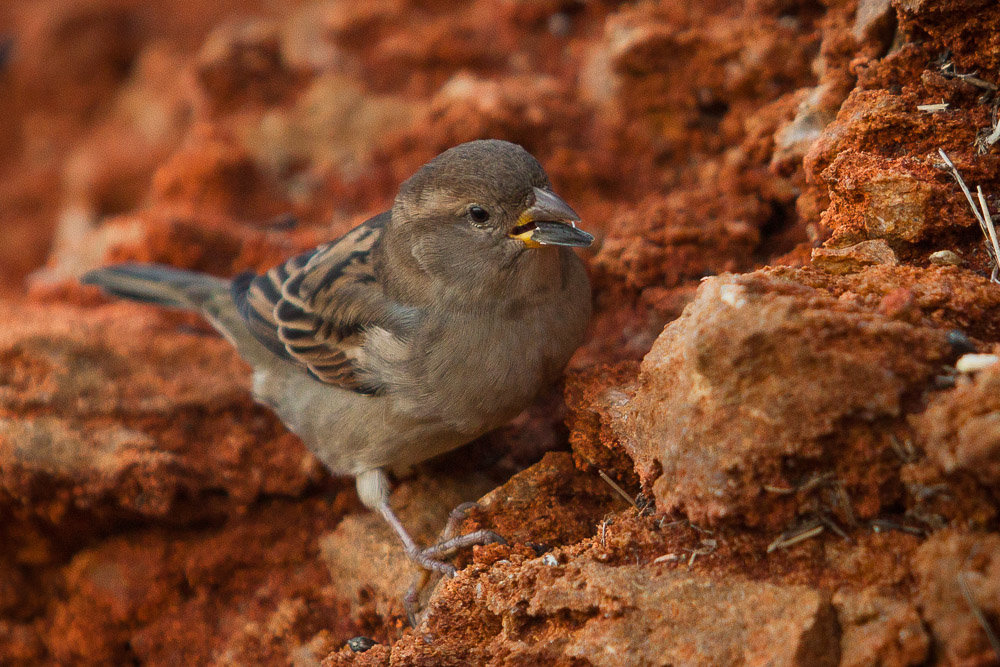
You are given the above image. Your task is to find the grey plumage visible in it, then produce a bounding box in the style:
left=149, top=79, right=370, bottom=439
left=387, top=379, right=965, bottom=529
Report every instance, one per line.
left=82, top=139, right=593, bottom=610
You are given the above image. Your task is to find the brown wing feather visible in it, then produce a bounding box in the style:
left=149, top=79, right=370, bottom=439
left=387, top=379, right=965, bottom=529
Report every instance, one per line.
left=232, top=212, right=402, bottom=394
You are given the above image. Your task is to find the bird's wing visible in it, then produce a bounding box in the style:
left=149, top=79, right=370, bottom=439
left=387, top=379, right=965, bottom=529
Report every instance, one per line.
left=232, top=212, right=410, bottom=394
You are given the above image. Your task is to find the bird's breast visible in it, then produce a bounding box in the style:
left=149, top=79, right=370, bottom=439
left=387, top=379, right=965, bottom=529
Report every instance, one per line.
left=383, top=280, right=589, bottom=436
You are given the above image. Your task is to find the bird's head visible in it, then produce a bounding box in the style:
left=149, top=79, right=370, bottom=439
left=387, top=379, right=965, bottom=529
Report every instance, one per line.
left=391, top=140, right=593, bottom=265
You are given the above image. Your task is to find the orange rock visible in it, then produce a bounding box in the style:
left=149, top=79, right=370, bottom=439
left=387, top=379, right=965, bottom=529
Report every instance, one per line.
left=916, top=361, right=1000, bottom=487
left=613, top=271, right=950, bottom=528
left=914, top=531, right=1000, bottom=665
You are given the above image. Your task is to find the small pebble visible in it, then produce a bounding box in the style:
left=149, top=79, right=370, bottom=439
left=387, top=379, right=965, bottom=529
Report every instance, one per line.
left=928, top=249, right=963, bottom=266
left=527, top=541, right=552, bottom=556
left=542, top=553, right=559, bottom=567
left=933, top=373, right=957, bottom=389
left=347, top=637, right=377, bottom=653
left=955, top=353, right=999, bottom=373
left=946, top=329, right=977, bottom=355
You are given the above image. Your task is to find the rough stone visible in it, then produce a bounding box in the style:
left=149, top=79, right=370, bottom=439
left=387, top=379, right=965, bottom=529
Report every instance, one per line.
left=915, top=361, right=1000, bottom=488
left=913, top=531, right=1000, bottom=665
left=0, top=300, right=324, bottom=527
left=613, top=271, right=950, bottom=528
left=398, top=562, right=840, bottom=665
left=833, top=588, right=929, bottom=667
left=811, top=238, right=899, bottom=274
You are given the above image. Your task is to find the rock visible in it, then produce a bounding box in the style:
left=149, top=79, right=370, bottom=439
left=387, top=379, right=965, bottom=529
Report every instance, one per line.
left=915, top=361, right=1000, bottom=487
left=564, top=362, right=640, bottom=486
left=823, top=151, right=942, bottom=245
left=474, top=451, right=622, bottom=548
left=612, top=271, right=950, bottom=528
left=833, top=588, right=929, bottom=667
left=245, top=73, right=416, bottom=182
left=594, top=192, right=763, bottom=293
left=772, top=85, right=838, bottom=170
left=43, top=497, right=354, bottom=664
left=803, top=84, right=1000, bottom=262
left=195, top=19, right=308, bottom=114
left=395, top=561, right=839, bottom=665
left=852, top=0, right=896, bottom=43
left=150, top=127, right=291, bottom=223
left=913, top=531, right=1000, bottom=665
left=2, top=0, right=1000, bottom=663
left=811, top=239, right=899, bottom=274
left=12, top=0, right=141, bottom=116
left=775, top=264, right=1000, bottom=341
left=0, top=300, right=324, bottom=529
left=895, top=0, right=1000, bottom=72
left=323, top=643, right=391, bottom=666
left=928, top=249, right=963, bottom=266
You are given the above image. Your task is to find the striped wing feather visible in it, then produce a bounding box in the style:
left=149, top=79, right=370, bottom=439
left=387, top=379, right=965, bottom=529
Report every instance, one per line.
left=232, top=212, right=393, bottom=394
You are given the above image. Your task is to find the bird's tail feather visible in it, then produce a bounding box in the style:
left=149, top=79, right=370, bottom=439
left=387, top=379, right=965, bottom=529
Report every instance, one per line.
left=81, top=263, right=229, bottom=310
left=81, top=263, right=271, bottom=362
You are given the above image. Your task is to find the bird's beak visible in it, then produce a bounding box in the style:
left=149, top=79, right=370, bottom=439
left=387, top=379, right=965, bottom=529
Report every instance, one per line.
left=509, top=187, right=594, bottom=248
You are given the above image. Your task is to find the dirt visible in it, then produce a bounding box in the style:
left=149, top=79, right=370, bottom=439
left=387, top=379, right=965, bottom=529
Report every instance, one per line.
left=1, top=0, right=999, bottom=664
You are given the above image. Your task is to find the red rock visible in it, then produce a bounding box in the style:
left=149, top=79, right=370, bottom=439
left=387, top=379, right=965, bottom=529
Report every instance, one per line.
left=913, top=531, right=1000, bottom=665
left=915, top=361, right=1000, bottom=488
left=194, top=19, right=310, bottom=114
left=811, top=238, right=899, bottom=274
left=834, top=588, right=929, bottom=667
left=612, top=271, right=950, bottom=528
left=150, top=126, right=291, bottom=223
left=393, top=561, right=839, bottom=665
left=594, top=191, right=764, bottom=293
left=473, top=451, right=622, bottom=549
left=12, top=0, right=142, bottom=117
left=819, top=150, right=960, bottom=248
left=0, top=300, right=325, bottom=529
left=895, top=0, right=1000, bottom=72
left=775, top=264, right=1000, bottom=341
left=564, top=362, right=641, bottom=486
left=318, top=470, right=499, bottom=625
left=43, top=497, right=357, bottom=664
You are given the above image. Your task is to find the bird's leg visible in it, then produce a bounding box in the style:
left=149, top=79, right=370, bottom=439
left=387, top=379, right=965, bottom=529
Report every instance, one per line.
left=401, top=501, right=505, bottom=621
left=376, top=499, right=459, bottom=576
left=356, top=469, right=504, bottom=573
left=416, top=501, right=505, bottom=560
left=355, top=469, right=506, bottom=623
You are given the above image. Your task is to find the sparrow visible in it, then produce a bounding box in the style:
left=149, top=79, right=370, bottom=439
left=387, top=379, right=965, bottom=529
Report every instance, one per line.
left=82, top=139, right=593, bottom=601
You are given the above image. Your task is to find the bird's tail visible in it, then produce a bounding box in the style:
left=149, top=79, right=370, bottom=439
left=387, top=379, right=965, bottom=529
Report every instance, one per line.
left=81, top=263, right=229, bottom=309
left=82, top=263, right=269, bottom=362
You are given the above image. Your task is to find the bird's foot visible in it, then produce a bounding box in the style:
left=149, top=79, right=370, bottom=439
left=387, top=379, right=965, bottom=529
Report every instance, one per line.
left=401, top=502, right=505, bottom=625
left=404, top=528, right=505, bottom=576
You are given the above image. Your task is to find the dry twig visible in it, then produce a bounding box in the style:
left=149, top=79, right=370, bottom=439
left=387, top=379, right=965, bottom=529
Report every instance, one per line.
left=818, top=513, right=851, bottom=541
left=957, top=572, right=1000, bottom=660
left=976, top=102, right=1000, bottom=154
left=870, top=518, right=924, bottom=536
left=767, top=520, right=825, bottom=553
left=685, top=539, right=718, bottom=567
left=938, top=148, right=1000, bottom=283
left=598, top=469, right=640, bottom=510
left=888, top=434, right=918, bottom=464
left=938, top=54, right=998, bottom=93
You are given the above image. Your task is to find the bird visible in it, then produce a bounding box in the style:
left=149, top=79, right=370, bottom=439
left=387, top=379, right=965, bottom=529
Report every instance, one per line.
left=82, top=139, right=593, bottom=602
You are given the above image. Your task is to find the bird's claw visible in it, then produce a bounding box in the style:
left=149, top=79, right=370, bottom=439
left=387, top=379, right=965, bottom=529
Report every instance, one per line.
left=407, top=549, right=458, bottom=577
left=402, top=526, right=506, bottom=626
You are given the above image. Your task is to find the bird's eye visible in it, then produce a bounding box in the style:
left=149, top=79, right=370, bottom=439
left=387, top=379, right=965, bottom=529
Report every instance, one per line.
left=468, top=205, right=490, bottom=224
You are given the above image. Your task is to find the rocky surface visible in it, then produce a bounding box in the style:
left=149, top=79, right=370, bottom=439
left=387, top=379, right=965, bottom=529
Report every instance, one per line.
left=1, top=0, right=1000, bottom=664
